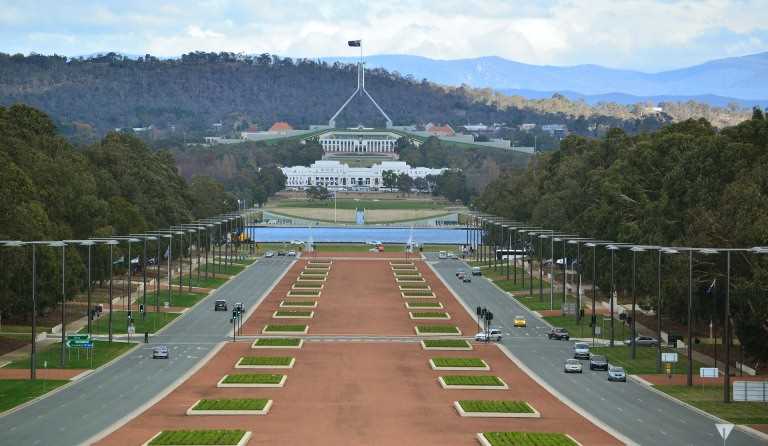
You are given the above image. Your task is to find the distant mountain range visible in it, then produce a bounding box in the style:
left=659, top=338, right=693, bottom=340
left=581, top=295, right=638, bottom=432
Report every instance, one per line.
left=322, top=53, right=768, bottom=107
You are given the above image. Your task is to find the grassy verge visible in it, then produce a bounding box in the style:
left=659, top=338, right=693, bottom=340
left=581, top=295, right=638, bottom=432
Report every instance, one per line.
left=482, top=432, right=577, bottom=446
left=542, top=315, right=595, bottom=339
left=192, top=399, right=269, bottom=411
left=0, top=379, right=68, bottom=412
left=88, top=311, right=180, bottom=335
left=459, top=400, right=533, bottom=413
left=514, top=295, right=562, bottom=311
left=294, top=281, right=323, bottom=288
left=590, top=345, right=706, bottom=375
left=222, top=374, right=284, bottom=384
left=187, top=276, right=229, bottom=289
left=149, top=430, right=246, bottom=445
left=654, top=385, right=768, bottom=424
left=423, top=340, right=470, bottom=348
left=253, top=338, right=301, bottom=347
left=239, top=356, right=293, bottom=366
left=442, top=375, right=505, bottom=386
left=433, top=358, right=486, bottom=368
left=147, top=291, right=207, bottom=308
left=197, top=263, right=246, bottom=275
left=263, top=324, right=307, bottom=332
left=7, top=340, right=135, bottom=369
left=416, top=325, right=459, bottom=334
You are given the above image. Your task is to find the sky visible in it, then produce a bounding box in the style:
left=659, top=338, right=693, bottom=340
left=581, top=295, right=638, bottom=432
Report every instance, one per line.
left=1, top=0, right=767, bottom=72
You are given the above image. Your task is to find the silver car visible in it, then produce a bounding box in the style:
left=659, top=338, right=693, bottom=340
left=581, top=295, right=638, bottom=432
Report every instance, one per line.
left=152, top=345, right=169, bottom=359
left=608, top=366, right=627, bottom=382
left=573, top=342, right=590, bottom=359
left=564, top=359, right=583, bottom=373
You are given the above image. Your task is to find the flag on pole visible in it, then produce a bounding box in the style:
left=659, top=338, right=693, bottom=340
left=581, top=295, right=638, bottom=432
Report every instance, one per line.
left=162, top=247, right=170, bottom=259
left=348, top=40, right=361, bottom=47
left=706, top=278, right=716, bottom=296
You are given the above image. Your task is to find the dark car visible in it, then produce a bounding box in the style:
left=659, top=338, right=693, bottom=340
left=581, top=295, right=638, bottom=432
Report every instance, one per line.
left=547, top=327, right=570, bottom=340
left=214, top=299, right=227, bottom=311
left=462, top=275, right=472, bottom=283
left=277, top=251, right=287, bottom=256
left=627, top=336, right=658, bottom=347
left=589, top=354, right=609, bottom=371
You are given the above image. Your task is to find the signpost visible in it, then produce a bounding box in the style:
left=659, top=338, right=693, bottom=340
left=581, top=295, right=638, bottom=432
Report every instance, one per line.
left=662, top=352, right=678, bottom=363
left=715, top=423, right=734, bottom=446
left=700, top=367, right=719, bottom=378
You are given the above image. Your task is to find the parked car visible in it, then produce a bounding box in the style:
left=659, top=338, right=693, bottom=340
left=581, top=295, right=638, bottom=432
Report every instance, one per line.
left=152, top=345, right=169, bottom=359
left=287, top=250, right=297, bottom=257
left=547, top=327, right=570, bottom=340
left=513, top=315, right=527, bottom=328
left=264, top=251, right=275, bottom=258
left=589, top=355, right=609, bottom=371
left=607, top=366, right=627, bottom=382
left=214, top=300, right=228, bottom=311
left=475, top=329, right=502, bottom=342
left=626, top=336, right=659, bottom=347
left=471, top=266, right=482, bottom=276
left=462, top=274, right=472, bottom=283
left=573, top=342, right=591, bottom=359
left=564, top=359, right=583, bottom=373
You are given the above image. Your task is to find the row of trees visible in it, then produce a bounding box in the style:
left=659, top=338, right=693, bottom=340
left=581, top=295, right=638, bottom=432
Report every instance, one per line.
left=475, top=110, right=768, bottom=365
left=0, top=105, right=249, bottom=322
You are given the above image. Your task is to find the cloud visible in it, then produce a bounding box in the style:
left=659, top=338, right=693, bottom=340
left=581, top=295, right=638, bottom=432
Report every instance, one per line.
left=0, top=0, right=767, bottom=71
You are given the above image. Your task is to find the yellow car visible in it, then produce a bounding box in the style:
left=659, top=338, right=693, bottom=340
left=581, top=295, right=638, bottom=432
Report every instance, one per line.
left=513, top=315, right=527, bottom=327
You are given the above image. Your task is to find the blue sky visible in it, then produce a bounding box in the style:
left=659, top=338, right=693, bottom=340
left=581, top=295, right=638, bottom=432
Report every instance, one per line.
left=1, top=0, right=767, bottom=71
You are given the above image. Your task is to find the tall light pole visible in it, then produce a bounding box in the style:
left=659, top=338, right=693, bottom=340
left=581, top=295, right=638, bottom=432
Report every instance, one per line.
left=629, top=246, right=646, bottom=360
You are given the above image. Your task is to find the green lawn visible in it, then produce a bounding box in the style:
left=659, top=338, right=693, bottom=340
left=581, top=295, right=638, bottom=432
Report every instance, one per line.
left=273, top=198, right=448, bottom=210
left=7, top=340, right=135, bottom=369
left=399, top=283, right=430, bottom=289
left=222, top=373, right=284, bottom=384
left=542, top=315, right=595, bottom=339
left=88, top=311, right=180, bottom=335
left=589, top=345, right=707, bottom=375
left=412, top=312, right=449, bottom=318
left=149, top=430, right=247, bottom=445
left=263, top=324, right=307, bottom=332
left=253, top=338, right=301, bottom=347
left=146, top=291, right=208, bottom=308
left=294, top=281, right=323, bottom=288
left=482, top=432, right=577, bottom=446
left=287, top=289, right=320, bottom=296
left=655, top=385, right=768, bottom=424
left=197, top=263, right=246, bottom=275
left=311, top=244, right=410, bottom=253
left=459, top=400, right=533, bottom=413
left=0, top=379, right=68, bottom=412
left=187, top=276, right=229, bottom=289
left=281, top=301, right=316, bottom=307
left=423, top=340, right=470, bottom=348
left=274, top=310, right=312, bottom=317
left=432, top=358, right=486, bottom=368
left=0, top=324, right=53, bottom=334
left=442, top=375, right=505, bottom=386
left=515, top=295, right=563, bottom=311
left=192, top=399, right=269, bottom=411
left=238, top=356, right=293, bottom=366
left=402, top=290, right=434, bottom=297
left=406, top=301, right=442, bottom=308
left=416, top=325, right=459, bottom=334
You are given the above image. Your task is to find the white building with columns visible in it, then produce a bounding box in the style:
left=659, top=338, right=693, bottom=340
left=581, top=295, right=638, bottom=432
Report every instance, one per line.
left=317, top=130, right=400, bottom=154
left=282, top=160, right=448, bottom=191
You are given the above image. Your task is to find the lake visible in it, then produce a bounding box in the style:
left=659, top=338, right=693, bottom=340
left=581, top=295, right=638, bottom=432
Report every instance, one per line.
left=246, top=226, right=468, bottom=244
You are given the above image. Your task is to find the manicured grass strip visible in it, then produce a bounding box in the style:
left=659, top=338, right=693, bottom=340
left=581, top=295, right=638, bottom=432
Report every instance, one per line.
left=294, top=281, right=323, bottom=288
left=7, top=340, right=135, bottom=370
left=397, top=277, right=425, bottom=282
left=399, top=283, right=430, bottom=289
left=187, top=276, right=229, bottom=289
left=253, top=338, right=301, bottom=346
left=402, top=289, right=435, bottom=297
left=433, top=358, right=487, bottom=368
left=416, top=325, right=459, bottom=333
left=0, top=379, right=68, bottom=412
left=274, top=310, right=313, bottom=317
left=394, top=271, right=421, bottom=276
left=263, top=324, right=307, bottom=332
left=481, top=432, right=578, bottom=446
left=655, top=385, right=768, bottom=424
left=238, top=356, right=293, bottom=366
left=590, top=345, right=705, bottom=375
left=222, top=374, right=284, bottom=384
left=88, top=311, right=179, bottom=335
left=146, top=291, right=207, bottom=308
left=198, top=263, right=246, bottom=276
left=459, top=400, right=533, bottom=413
left=193, top=399, right=269, bottom=411
left=149, top=429, right=246, bottom=445
left=406, top=301, right=442, bottom=308
left=280, top=300, right=316, bottom=307
left=412, top=311, right=449, bottom=318
left=442, top=375, right=505, bottom=386
left=423, top=340, right=470, bottom=348
left=288, top=289, right=321, bottom=295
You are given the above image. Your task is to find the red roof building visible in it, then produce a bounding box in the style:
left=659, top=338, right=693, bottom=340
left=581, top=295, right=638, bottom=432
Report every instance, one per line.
left=426, top=124, right=455, bottom=136
left=268, top=122, right=293, bottom=133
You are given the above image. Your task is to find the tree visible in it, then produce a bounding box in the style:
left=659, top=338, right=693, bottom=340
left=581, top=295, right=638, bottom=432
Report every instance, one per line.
left=382, top=170, right=398, bottom=189
left=396, top=174, right=414, bottom=195
left=413, top=177, right=429, bottom=192
left=306, top=185, right=331, bottom=201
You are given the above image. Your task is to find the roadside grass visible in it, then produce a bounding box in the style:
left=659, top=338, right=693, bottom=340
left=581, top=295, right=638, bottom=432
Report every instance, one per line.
left=481, top=432, right=577, bottom=446
left=423, top=339, right=471, bottom=348
left=88, top=311, right=180, bottom=335
left=442, top=375, right=505, bottom=386
left=263, top=324, right=307, bottom=333
left=187, top=276, right=229, bottom=289
left=416, top=325, right=459, bottom=334
left=0, top=324, right=54, bottom=334
left=590, top=345, right=707, bottom=375
left=253, top=338, right=301, bottom=347
left=197, top=263, right=246, bottom=275
left=273, top=199, right=448, bottom=210
left=0, top=379, right=68, bottom=412
left=222, top=374, right=284, bottom=384
left=459, top=400, right=533, bottom=413
left=654, top=385, right=768, bottom=424
left=149, top=429, right=247, bottom=445
left=238, top=357, right=293, bottom=366
left=542, top=315, right=596, bottom=339
left=294, top=281, right=323, bottom=288
left=432, top=358, right=486, bottom=368
left=514, top=295, right=563, bottom=311
left=7, top=340, right=135, bottom=369
left=146, top=291, right=207, bottom=308
left=192, top=399, right=269, bottom=411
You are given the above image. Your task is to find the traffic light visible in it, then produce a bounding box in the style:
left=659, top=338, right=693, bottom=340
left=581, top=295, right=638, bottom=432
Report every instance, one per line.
left=139, top=304, right=145, bottom=314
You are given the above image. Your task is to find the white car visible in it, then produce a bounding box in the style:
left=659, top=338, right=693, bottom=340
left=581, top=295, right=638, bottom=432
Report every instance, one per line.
left=475, top=329, right=502, bottom=342
left=438, top=251, right=448, bottom=259
left=264, top=251, right=274, bottom=258
left=573, top=342, right=591, bottom=359
left=291, top=240, right=304, bottom=245
left=287, top=250, right=297, bottom=257
left=564, top=359, right=583, bottom=373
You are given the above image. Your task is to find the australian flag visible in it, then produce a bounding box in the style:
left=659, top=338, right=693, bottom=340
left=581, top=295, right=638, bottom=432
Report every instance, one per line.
left=348, top=40, right=361, bottom=47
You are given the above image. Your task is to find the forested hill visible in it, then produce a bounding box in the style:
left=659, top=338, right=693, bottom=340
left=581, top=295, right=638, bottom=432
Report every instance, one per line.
left=0, top=52, right=668, bottom=139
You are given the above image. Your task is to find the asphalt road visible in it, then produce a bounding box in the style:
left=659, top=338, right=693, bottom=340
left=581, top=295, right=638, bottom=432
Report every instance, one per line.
left=0, top=257, right=294, bottom=446
left=427, top=254, right=762, bottom=446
